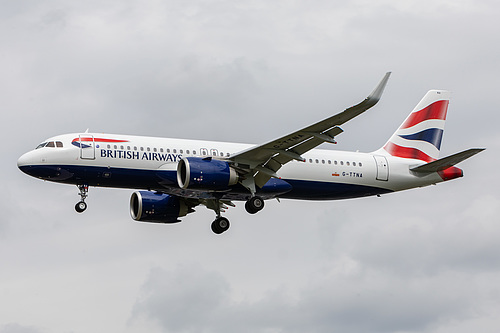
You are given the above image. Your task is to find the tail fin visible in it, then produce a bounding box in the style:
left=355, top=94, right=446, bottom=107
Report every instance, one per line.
left=380, top=90, right=450, bottom=162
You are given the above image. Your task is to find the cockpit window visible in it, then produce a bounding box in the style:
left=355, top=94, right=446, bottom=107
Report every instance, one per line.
left=35, top=141, right=64, bottom=149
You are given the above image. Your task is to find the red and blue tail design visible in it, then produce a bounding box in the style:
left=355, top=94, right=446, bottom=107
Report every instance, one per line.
left=381, top=90, right=450, bottom=162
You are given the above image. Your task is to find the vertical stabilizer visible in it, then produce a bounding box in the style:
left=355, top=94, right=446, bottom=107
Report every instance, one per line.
left=380, top=90, right=450, bottom=162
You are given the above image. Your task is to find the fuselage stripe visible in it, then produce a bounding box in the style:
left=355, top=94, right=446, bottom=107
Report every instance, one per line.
left=71, top=138, right=130, bottom=143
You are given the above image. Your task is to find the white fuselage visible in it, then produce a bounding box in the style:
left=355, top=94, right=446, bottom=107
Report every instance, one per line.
left=18, top=132, right=446, bottom=201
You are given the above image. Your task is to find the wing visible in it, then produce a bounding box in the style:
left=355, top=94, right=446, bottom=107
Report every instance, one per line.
left=229, top=72, right=392, bottom=192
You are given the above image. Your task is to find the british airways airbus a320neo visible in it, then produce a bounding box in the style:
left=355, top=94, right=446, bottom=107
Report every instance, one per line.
left=18, top=73, right=484, bottom=234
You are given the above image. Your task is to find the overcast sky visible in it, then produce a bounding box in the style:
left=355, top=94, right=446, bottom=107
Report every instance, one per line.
left=1, top=0, right=499, bottom=332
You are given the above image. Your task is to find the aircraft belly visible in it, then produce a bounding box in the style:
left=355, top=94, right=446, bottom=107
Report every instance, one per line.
left=25, top=164, right=393, bottom=201
left=280, top=179, right=393, bottom=200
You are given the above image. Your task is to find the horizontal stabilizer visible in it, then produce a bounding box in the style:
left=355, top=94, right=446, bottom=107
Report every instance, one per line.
left=410, top=148, right=485, bottom=173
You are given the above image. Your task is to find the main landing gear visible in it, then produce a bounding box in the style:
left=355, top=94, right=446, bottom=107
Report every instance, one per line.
left=245, top=196, right=265, bottom=214
left=210, top=196, right=265, bottom=234
left=211, top=216, right=230, bottom=234
left=75, top=184, right=88, bottom=213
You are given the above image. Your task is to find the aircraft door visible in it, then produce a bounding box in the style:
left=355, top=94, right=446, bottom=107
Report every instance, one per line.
left=79, top=134, right=95, bottom=160
left=373, top=155, right=389, bottom=181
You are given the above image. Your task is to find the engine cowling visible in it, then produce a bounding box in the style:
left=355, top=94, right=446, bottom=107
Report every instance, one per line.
left=177, top=157, right=238, bottom=190
left=130, top=191, right=192, bottom=223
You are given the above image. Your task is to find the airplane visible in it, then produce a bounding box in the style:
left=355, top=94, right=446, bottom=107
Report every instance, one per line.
left=17, top=72, right=484, bottom=234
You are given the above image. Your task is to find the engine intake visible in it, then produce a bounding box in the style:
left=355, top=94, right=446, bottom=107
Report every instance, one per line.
left=130, top=191, right=192, bottom=223
left=177, top=157, right=238, bottom=190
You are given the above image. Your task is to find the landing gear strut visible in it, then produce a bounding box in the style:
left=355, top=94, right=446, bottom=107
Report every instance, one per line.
left=208, top=195, right=265, bottom=234
left=210, top=197, right=231, bottom=234
left=245, top=196, right=264, bottom=214
left=75, top=184, right=88, bottom=213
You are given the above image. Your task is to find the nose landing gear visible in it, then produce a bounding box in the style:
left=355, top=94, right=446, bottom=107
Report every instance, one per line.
left=75, top=184, right=88, bottom=213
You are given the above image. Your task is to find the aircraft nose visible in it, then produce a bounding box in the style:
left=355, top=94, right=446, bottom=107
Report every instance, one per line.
left=17, top=151, right=39, bottom=176
left=17, top=151, right=32, bottom=169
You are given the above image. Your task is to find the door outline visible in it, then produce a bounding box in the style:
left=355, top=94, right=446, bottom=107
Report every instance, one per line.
left=373, top=155, right=389, bottom=181
left=79, top=134, right=95, bottom=160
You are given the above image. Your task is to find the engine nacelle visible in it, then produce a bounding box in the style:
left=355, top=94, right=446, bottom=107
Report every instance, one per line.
left=130, top=191, right=191, bottom=223
left=177, top=157, right=238, bottom=190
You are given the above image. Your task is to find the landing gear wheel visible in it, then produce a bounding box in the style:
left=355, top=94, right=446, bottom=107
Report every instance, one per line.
left=211, top=217, right=230, bottom=234
left=245, top=196, right=265, bottom=214
left=75, top=201, right=87, bottom=213
left=75, top=184, right=89, bottom=213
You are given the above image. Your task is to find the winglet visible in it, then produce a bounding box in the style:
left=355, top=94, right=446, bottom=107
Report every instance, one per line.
left=365, top=72, right=391, bottom=108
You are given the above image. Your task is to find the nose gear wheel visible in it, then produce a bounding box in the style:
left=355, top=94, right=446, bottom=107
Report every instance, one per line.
left=75, top=184, right=89, bottom=213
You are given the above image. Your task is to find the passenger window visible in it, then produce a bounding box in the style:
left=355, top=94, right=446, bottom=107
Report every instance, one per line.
left=153, top=148, right=157, bottom=152
left=220, top=152, right=224, bottom=157
left=114, top=145, right=117, bottom=149
left=309, top=159, right=313, bottom=163
left=346, top=161, right=350, bottom=166
left=353, top=162, right=356, bottom=166
left=180, top=149, right=183, bottom=154
left=186, top=150, right=190, bottom=154
left=334, top=161, right=338, bottom=165
left=359, top=162, right=363, bottom=167
left=134, top=146, right=137, bottom=151
left=340, top=161, right=344, bottom=166
left=107, top=144, right=111, bottom=149
left=322, top=160, right=325, bottom=164
left=173, top=149, right=177, bottom=154
left=147, top=147, right=150, bottom=152
left=127, top=146, right=131, bottom=150
left=167, top=149, right=170, bottom=153
left=328, top=160, right=331, bottom=164
left=120, top=145, right=124, bottom=150
left=140, top=147, right=144, bottom=151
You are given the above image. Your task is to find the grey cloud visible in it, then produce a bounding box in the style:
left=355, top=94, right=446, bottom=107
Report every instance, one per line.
left=131, top=265, right=231, bottom=332
left=130, top=263, right=491, bottom=333
left=0, top=323, right=44, bottom=333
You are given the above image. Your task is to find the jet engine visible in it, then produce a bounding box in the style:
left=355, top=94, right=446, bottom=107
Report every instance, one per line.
left=177, top=157, right=238, bottom=190
left=130, top=191, right=193, bottom=223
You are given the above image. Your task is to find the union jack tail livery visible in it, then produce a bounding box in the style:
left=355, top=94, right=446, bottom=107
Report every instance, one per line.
left=382, top=90, right=450, bottom=162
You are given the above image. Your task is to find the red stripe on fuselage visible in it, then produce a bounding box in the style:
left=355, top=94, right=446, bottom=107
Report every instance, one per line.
left=401, top=100, right=449, bottom=129
left=72, top=138, right=129, bottom=143
left=384, top=142, right=435, bottom=162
